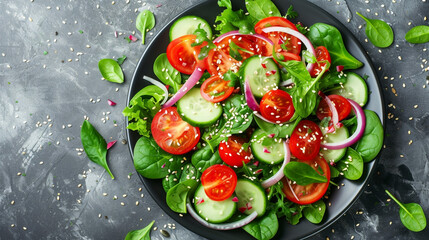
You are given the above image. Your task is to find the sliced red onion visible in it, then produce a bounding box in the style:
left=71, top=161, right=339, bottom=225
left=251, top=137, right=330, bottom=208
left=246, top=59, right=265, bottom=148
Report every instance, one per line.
left=261, top=141, right=290, bottom=189
left=279, top=79, right=294, bottom=87
left=129, top=35, right=138, bottom=42
left=244, top=78, right=260, bottom=112
left=287, top=179, right=300, bottom=202
left=262, top=27, right=315, bottom=72
left=143, top=76, right=169, bottom=105
left=213, top=30, right=274, bottom=46
left=162, top=64, right=205, bottom=108
left=318, top=91, right=339, bottom=129
left=321, top=99, right=366, bottom=150
left=267, top=134, right=275, bottom=138
left=107, top=99, right=117, bottom=106
left=232, top=197, right=238, bottom=202
left=336, top=65, right=344, bottom=72
left=186, top=203, right=258, bottom=230
left=107, top=140, right=117, bottom=150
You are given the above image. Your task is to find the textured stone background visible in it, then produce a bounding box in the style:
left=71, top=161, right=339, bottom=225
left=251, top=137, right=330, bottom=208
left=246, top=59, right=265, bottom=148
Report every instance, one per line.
left=0, top=0, right=428, bottom=239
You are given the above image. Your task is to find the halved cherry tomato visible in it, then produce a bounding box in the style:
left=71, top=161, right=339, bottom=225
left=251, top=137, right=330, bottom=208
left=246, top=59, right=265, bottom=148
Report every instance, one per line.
left=289, top=120, right=323, bottom=161
left=206, top=36, right=256, bottom=77
left=316, top=94, right=351, bottom=122
left=282, top=155, right=330, bottom=205
left=201, top=164, right=237, bottom=201
left=260, top=89, right=295, bottom=124
left=200, top=75, right=234, bottom=103
left=309, top=46, right=331, bottom=77
left=218, top=135, right=252, bottom=167
left=166, top=35, right=207, bottom=75
left=151, top=107, right=200, bottom=155
left=254, top=16, right=301, bottom=56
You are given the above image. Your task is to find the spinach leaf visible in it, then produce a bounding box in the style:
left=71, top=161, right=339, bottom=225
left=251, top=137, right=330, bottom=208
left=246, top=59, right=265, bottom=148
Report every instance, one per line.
left=133, top=136, right=182, bottom=179
left=123, top=85, right=164, bottom=137
left=280, top=60, right=329, bottom=118
left=98, top=59, right=124, bottom=83
left=80, top=120, right=114, bottom=179
left=285, top=5, right=298, bottom=19
left=254, top=115, right=302, bottom=138
left=245, top=0, right=281, bottom=21
left=336, top=147, right=364, bottom=180
left=329, top=165, right=340, bottom=178
left=303, top=200, right=326, bottom=224
left=215, top=8, right=254, bottom=34
left=116, top=55, right=127, bottom=65
left=356, top=12, right=393, bottom=48
left=162, top=171, right=181, bottom=193
left=191, top=146, right=222, bottom=172
left=405, top=25, right=429, bottom=44
left=179, top=163, right=200, bottom=182
left=341, top=116, right=357, bottom=128
left=385, top=190, right=427, bottom=232
left=192, top=28, right=216, bottom=60
left=166, top=179, right=198, bottom=213
left=242, top=211, right=279, bottom=240
left=307, top=23, right=363, bottom=69
left=355, top=110, right=384, bottom=162
left=222, top=94, right=253, bottom=133
left=319, top=71, right=347, bottom=91
left=136, top=10, right=155, bottom=44
left=284, top=162, right=327, bottom=185
left=153, top=53, right=181, bottom=93
left=124, top=220, right=154, bottom=240
left=217, top=0, right=232, bottom=9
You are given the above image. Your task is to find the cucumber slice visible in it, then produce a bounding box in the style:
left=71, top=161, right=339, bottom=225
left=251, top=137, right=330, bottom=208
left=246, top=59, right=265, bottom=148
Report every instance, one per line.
left=320, top=125, right=349, bottom=163
left=242, top=56, right=280, bottom=98
left=330, top=72, right=368, bottom=106
left=177, top=88, right=222, bottom=127
left=250, top=129, right=284, bottom=164
left=235, top=179, right=267, bottom=217
left=169, top=15, right=212, bottom=41
left=193, top=184, right=236, bottom=223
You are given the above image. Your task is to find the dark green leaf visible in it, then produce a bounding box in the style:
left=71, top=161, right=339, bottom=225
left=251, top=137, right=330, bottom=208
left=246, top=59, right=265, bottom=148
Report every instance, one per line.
left=246, top=0, right=281, bottom=21
left=405, top=25, right=429, bottom=44
left=285, top=5, right=298, bottom=19
left=319, top=71, right=347, bottom=91
left=336, top=148, right=364, bottom=180
left=385, top=190, right=427, bottom=232
left=98, top=59, right=124, bottom=83
left=223, top=70, right=239, bottom=87
left=162, top=171, right=181, bottom=193
left=303, top=200, right=326, bottom=224
left=329, top=165, right=340, bottom=178
left=254, top=115, right=301, bottom=138
left=229, top=42, right=243, bottom=61
left=133, top=136, right=182, bottom=179
left=80, top=120, right=114, bottom=179
left=136, top=10, right=155, bottom=44
left=342, top=116, right=357, bottom=128
left=355, top=110, right=384, bottom=162
left=222, top=94, right=253, bottom=134
left=166, top=179, right=198, bottom=213
left=179, top=163, right=200, bottom=182
left=153, top=53, right=181, bottom=93
left=356, top=12, right=394, bottom=48
left=307, top=23, right=363, bottom=69
left=215, top=8, right=254, bottom=34
left=284, top=162, right=327, bottom=186
left=242, top=211, right=279, bottom=240
left=116, top=55, right=127, bottom=65
left=295, top=23, right=308, bottom=35
left=124, top=220, right=154, bottom=240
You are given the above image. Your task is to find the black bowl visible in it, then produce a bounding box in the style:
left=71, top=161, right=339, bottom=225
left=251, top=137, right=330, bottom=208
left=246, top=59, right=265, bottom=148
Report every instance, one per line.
left=126, top=0, right=385, bottom=239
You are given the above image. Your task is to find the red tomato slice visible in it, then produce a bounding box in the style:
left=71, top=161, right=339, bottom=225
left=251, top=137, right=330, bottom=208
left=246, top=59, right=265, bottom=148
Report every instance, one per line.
left=151, top=107, right=200, bottom=155
left=200, top=75, right=234, bottom=103
left=166, top=35, right=207, bottom=75
left=218, top=135, right=252, bottom=167
left=289, top=120, right=323, bottom=161
left=282, top=155, right=330, bottom=205
left=254, top=16, right=301, bottom=56
left=309, top=46, right=331, bottom=77
left=260, top=89, right=295, bottom=124
left=206, top=36, right=257, bottom=77
left=316, top=94, right=352, bottom=122
left=201, top=164, right=238, bottom=201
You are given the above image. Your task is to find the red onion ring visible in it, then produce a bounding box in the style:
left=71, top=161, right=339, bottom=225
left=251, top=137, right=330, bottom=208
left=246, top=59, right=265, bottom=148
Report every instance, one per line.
left=143, top=76, right=169, bottom=105
left=244, top=77, right=260, bottom=112
left=318, top=91, right=339, bottom=129
left=186, top=203, right=258, bottom=230
left=261, top=141, right=291, bottom=189
left=162, top=63, right=205, bottom=108
left=321, top=99, right=366, bottom=150
left=262, top=27, right=315, bottom=72
left=213, top=30, right=274, bottom=46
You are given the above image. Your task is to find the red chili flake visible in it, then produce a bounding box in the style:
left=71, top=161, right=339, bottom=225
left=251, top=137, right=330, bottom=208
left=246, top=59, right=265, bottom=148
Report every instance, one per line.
left=336, top=122, right=344, bottom=128
left=254, top=169, right=263, bottom=174
left=265, top=71, right=272, bottom=77
left=271, top=70, right=277, bottom=75
left=336, top=65, right=344, bottom=72
left=165, top=85, right=170, bottom=90
left=278, top=39, right=284, bottom=44
left=232, top=197, right=239, bottom=202
left=267, top=133, right=275, bottom=138
left=108, top=99, right=116, bottom=106
left=326, top=126, right=335, bottom=133
left=246, top=202, right=252, bottom=210
left=161, top=163, right=166, bottom=168
left=129, top=35, right=138, bottom=42
left=253, top=161, right=259, bottom=167
left=107, top=140, right=117, bottom=150
left=261, top=63, right=267, bottom=69
left=263, top=147, right=271, bottom=153
left=330, top=161, right=335, bottom=166
left=156, top=4, right=162, bottom=8
left=239, top=207, right=247, bottom=213
left=196, top=198, right=205, bottom=205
